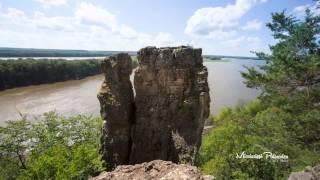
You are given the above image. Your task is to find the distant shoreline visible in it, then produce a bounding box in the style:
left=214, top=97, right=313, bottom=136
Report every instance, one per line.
left=0, top=47, right=136, bottom=57
left=0, top=47, right=261, bottom=60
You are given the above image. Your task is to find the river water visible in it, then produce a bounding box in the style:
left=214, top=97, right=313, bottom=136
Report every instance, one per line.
left=0, top=58, right=264, bottom=126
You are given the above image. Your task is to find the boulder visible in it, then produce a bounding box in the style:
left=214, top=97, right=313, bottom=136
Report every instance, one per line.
left=91, top=160, right=215, bottom=180
left=97, top=53, right=135, bottom=170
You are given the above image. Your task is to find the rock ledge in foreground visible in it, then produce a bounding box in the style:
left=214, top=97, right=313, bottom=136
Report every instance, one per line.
left=91, top=160, right=215, bottom=180
left=288, top=165, right=320, bottom=180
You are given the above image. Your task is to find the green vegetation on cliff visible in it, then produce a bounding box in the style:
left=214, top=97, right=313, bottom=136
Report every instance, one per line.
left=197, top=5, right=320, bottom=180
left=0, top=112, right=103, bottom=180
left=198, top=99, right=320, bottom=179
left=0, top=59, right=102, bottom=90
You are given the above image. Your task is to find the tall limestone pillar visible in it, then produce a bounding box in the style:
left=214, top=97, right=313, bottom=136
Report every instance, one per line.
left=98, top=46, right=210, bottom=168
left=130, top=46, right=210, bottom=164
left=97, top=53, right=134, bottom=170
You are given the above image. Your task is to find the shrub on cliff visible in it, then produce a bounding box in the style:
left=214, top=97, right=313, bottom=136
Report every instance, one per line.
left=0, top=112, right=103, bottom=180
left=198, top=99, right=320, bottom=179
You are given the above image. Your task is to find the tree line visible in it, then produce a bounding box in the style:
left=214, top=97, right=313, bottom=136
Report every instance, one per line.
left=0, top=47, right=136, bottom=57
left=0, top=59, right=102, bottom=90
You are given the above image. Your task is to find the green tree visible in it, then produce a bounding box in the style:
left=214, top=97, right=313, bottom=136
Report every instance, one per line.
left=242, top=9, right=320, bottom=105
left=199, top=2, right=320, bottom=179
left=0, top=112, right=104, bottom=180
left=242, top=4, right=320, bottom=149
left=20, top=143, right=103, bottom=180
left=0, top=119, right=31, bottom=170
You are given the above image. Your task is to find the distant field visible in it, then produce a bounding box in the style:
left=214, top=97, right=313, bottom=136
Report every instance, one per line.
left=203, top=55, right=261, bottom=61
left=203, top=58, right=230, bottom=62
left=0, top=47, right=136, bottom=57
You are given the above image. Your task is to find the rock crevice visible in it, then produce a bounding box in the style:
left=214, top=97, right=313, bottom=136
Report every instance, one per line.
left=98, top=46, right=210, bottom=169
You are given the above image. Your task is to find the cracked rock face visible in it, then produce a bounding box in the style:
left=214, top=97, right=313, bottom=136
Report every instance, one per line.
left=91, top=160, right=215, bottom=180
left=130, top=46, right=210, bottom=164
left=288, top=165, right=320, bottom=180
left=97, top=46, right=210, bottom=169
left=97, top=53, right=134, bottom=170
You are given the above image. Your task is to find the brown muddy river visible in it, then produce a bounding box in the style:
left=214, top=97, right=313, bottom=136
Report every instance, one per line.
left=0, top=59, right=263, bottom=126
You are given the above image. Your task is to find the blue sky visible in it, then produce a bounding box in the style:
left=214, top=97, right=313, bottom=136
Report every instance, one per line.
left=0, top=0, right=316, bottom=56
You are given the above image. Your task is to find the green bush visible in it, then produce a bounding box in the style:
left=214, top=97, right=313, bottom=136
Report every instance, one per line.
left=20, top=143, right=103, bottom=180
left=198, top=100, right=320, bottom=179
left=0, top=112, right=104, bottom=180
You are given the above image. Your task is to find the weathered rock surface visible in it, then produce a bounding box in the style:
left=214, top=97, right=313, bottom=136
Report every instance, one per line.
left=97, top=53, right=134, bottom=169
left=97, top=46, right=210, bottom=169
left=288, top=165, right=320, bottom=180
left=91, top=160, right=215, bottom=180
left=130, top=46, right=210, bottom=164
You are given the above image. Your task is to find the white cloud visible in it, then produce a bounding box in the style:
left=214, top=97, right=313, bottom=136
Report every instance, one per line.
left=185, top=0, right=267, bottom=36
left=75, top=2, right=117, bottom=31
left=225, top=36, right=261, bottom=47
left=33, top=0, right=67, bottom=7
left=0, top=7, right=27, bottom=25
left=183, top=0, right=268, bottom=55
left=241, top=19, right=262, bottom=31
left=118, top=24, right=139, bottom=39
left=32, top=11, right=75, bottom=31
left=193, top=34, right=270, bottom=56
left=0, top=3, right=180, bottom=51
left=206, top=30, right=237, bottom=40
left=293, top=4, right=310, bottom=16
left=6, top=8, right=25, bottom=18
left=0, top=1, right=268, bottom=56
left=293, top=2, right=320, bottom=17
left=153, top=32, right=175, bottom=46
